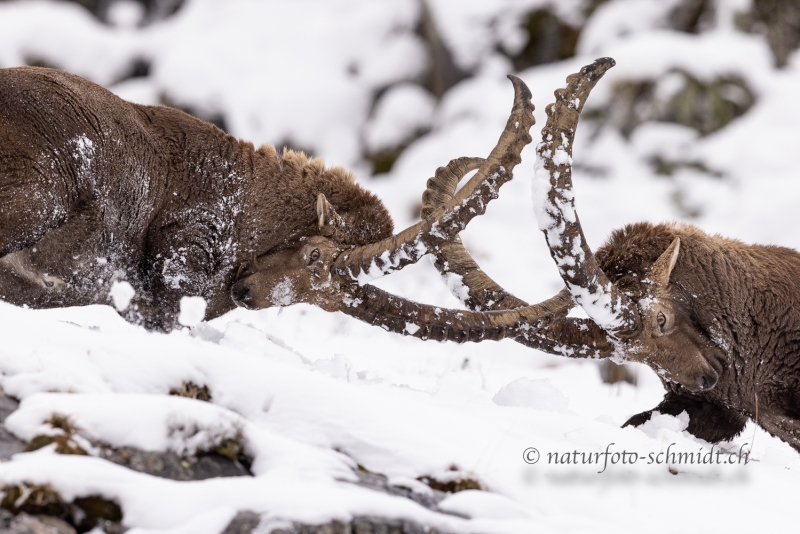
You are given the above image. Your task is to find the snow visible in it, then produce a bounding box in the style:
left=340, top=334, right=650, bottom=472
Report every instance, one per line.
left=635, top=410, right=690, bottom=440
left=491, top=378, right=569, bottom=412
left=577, top=0, right=682, bottom=57
left=404, top=322, right=421, bottom=335
left=106, top=1, right=145, bottom=29
left=0, top=0, right=800, bottom=532
left=109, top=281, right=135, bottom=311
left=268, top=279, right=295, bottom=307
left=6, top=393, right=246, bottom=457
left=364, top=83, right=436, bottom=153
left=438, top=490, right=535, bottom=520
left=551, top=148, right=572, bottom=167
left=178, top=296, right=207, bottom=327
left=425, top=0, right=585, bottom=71
left=442, top=271, right=471, bottom=303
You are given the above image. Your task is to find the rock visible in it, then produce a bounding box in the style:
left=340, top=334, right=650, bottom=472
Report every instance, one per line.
left=743, top=0, right=800, bottom=68
left=270, top=516, right=443, bottom=534
left=504, top=8, right=581, bottom=71
left=0, top=391, right=26, bottom=460
left=3, top=389, right=454, bottom=533
left=0, top=509, right=77, bottom=534
left=221, top=512, right=262, bottom=534
left=97, top=446, right=251, bottom=481
left=220, top=512, right=447, bottom=534
left=1, top=483, right=123, bottom=533
left=216, top=468, right=460, bottom=534
left=19, top=406, right=251, bottom=482
left=353, top=469, right=446, bottom=512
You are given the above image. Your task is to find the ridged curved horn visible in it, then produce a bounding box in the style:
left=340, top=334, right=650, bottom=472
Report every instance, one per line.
left=416, top=155, right=602, bottom=356
left=317, top=193, right=347, bottom=240
left=339, top=284, right=610, bottom=357
left=420, top=157, right=484, bottom=219
left=333, top=75, right=535, bottom=284
left=533, top=57, right=640, bottom=338
left=421, top=155, right=573, bottom=314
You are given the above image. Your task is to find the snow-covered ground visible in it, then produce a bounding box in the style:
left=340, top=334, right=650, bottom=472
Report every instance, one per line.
left=1, top=0, right=799, bottom=531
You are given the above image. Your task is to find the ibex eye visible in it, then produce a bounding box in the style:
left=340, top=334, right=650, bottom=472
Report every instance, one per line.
left=308, top=248, right=321, bottom=264
left=657, top=311, right=667, bottom=331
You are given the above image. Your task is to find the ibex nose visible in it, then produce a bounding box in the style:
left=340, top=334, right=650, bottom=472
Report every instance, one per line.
left=697, top=370, right=718, bottom=391
left=233, top=285, right=252, bottom=309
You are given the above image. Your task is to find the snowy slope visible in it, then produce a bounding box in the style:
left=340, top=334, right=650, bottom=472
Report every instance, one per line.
left=1, top=0, right=800, bottom=532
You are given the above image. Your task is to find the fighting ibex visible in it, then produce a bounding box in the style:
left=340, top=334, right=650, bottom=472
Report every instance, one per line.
left=7, top=62, right=798, bottom=453
left=241, top=58, right=800, bottom=453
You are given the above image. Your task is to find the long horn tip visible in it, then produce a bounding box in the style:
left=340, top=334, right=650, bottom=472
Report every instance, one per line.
left=582, top=57, right=616, bottom=80
left=506, top=74, right=533, bottom=103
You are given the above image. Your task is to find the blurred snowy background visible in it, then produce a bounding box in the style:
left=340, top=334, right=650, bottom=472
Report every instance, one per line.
left=1, top=0, right=800, bottom=532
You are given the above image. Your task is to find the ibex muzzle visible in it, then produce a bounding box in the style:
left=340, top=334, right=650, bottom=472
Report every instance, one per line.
left=232, top=235, right=345, bottom=312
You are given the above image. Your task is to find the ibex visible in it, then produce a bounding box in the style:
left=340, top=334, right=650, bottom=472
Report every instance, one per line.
left=237, top=59, right=800, bottom=454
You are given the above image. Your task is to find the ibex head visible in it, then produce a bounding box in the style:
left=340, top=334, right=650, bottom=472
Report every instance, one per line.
left=530, top=57, right=727, bottom=393
left=597, top=234, right=724, bottom=392
left=230, top=194, right=355, bottom=312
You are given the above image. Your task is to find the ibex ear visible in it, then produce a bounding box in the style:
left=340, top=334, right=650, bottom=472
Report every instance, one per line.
left=316, top=193, right=346, bottom=238
left=650, top=237, right=681, bottom=286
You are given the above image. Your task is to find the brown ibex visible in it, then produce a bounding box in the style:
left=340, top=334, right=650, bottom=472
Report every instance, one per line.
left=238, top=58, right=800, bottom=454
left=526, top=58, right=800, bottom=452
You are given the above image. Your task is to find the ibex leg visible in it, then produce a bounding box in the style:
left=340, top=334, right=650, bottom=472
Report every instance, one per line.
left=143, top=218, right=230, bottom=330
left=0, top=152, right=72, bottom=256
left=757, top=412, right=800, bottom=453
left=624, top=391, right=748, bottom=443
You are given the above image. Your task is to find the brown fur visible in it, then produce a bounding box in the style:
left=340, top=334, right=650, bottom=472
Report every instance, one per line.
left=597, top=222, right=800, bottom=449
left=0, top=66, right=392, bottom=330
